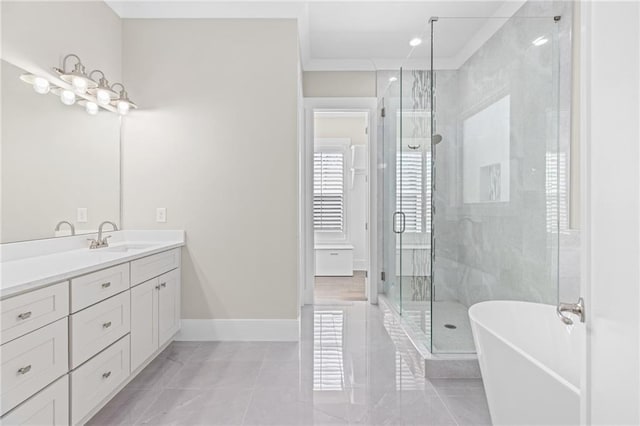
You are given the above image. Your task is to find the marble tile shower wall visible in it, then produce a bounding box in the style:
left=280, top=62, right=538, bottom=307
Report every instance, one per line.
left=432, top=1, right=577, bottom=308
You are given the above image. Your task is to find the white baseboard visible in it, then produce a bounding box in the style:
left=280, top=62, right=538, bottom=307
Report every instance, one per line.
left=176, top=318, right=300, bottom=342
left=354, top=259, right=368, bottom=271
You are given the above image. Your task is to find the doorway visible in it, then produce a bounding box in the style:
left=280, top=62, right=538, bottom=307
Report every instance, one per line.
left=312, top=111, right=369, bottom=303
left=300, top=98, right=378, bottom=306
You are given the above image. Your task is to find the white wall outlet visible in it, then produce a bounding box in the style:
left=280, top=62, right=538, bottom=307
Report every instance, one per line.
left=77, top=208, right=88, bottom=223
left=156, top=207, right=167, bottom=223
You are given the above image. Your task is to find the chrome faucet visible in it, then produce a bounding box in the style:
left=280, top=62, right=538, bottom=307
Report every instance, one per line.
left=557, top=297, right=585, bottom=325
left=88, top=221, right=119, bottom=249
left=54, top=220, right=75, bottom=236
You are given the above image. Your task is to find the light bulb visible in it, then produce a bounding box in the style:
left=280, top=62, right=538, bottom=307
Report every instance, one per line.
left=33, top=77, right=50, bottom=94
left=96, top=89, right=112, bottom=106
left=409, top=38, right=422, bottom=47
left=389, top=76, right=398, bottom=83
left=72, top=76, right=88, bottom=94
left=117, top=100, right=130, bottom=115
left=60, top=89, right=76, bottom=106
left=85, top=101, right=99, bottom=115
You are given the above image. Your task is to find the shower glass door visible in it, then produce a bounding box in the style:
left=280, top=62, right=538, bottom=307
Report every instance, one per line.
left=379, top=74, right=403, bottom=313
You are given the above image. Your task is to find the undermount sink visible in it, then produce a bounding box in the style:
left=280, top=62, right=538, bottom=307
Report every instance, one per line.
left=99, top=243, right=157, bottom=253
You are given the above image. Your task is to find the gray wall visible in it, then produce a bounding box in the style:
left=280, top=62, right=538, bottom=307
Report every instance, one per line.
left=122, top=19, right=300, bottom=320
left=303, top=71, right=376, bottom=97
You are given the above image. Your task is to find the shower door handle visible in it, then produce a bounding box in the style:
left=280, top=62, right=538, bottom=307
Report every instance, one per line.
left=392, top=212, right=406, bottom=234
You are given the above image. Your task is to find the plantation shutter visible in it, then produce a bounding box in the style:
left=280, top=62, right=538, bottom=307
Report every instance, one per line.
left=546, top=152, right=568, bottom=232
left=314, top=152, right=345, bottom=232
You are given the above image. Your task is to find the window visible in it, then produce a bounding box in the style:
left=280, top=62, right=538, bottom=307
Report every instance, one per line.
left=546, top=152, right=569, bottom=233
left=314, top=151, right=345, bottom=232
left=397, top=150, right=431, bottom=233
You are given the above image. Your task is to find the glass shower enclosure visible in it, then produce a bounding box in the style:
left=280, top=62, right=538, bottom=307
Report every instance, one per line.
left=378, top=9, right=570, bottom=355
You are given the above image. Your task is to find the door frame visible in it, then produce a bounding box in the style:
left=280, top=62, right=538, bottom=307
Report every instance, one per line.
left=579, top=1, right=640, bottom=424
left=301, top=97, right=378, bottom=306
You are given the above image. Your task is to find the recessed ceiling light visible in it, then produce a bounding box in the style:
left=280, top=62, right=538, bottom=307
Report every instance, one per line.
left=409, top=38, right=422, bottom=47
left=389, top=76, right=398, bottom=82
left=532, top=36, right=548, bottom=46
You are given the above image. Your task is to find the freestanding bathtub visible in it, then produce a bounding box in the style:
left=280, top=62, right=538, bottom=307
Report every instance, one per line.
left=469, top=300, right=584, bottom=426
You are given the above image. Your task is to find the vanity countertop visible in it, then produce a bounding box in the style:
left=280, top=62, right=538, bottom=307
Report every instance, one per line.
left=0, top=230, right=185, bottom=299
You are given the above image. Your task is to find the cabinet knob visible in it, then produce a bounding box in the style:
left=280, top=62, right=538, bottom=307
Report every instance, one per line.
left=101, top=282, right=111, bottom=289
left=103, top=321, right=112, bottom=329
left=160, top=282, right=167, bottom=288
left=17, top=311, right=32, bottom=320
left=17, top=365, right=32, bottom=375
left=102, top=371, right=111, bottom=379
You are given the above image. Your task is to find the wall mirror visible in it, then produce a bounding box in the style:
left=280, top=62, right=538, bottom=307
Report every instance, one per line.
left=1, top=59, right=121, bottom=243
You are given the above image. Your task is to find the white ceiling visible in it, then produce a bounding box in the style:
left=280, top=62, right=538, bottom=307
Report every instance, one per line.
left=106, top=0, right=526, bottom=70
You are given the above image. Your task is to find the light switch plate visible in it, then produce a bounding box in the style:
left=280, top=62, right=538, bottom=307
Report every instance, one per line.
left=156, top=208, right=167, bottom=223
left=77, top=208, right=88, bottom=223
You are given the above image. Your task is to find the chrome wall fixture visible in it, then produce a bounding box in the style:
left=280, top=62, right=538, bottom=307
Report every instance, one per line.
left=19, top=53, right=137, bottom=116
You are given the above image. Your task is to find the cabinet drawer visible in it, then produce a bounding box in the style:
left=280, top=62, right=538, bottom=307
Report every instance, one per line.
left=130, top=249, right=180, bottom=287
left=0, top=375, right=69, bottom=426
left=315, top=249, right=353, bottom=276
left=71, top=335, right=130, bottom=425
left=70, top=292, right=130, bottom=368
left=1, top=282, right=69, bottom=345
left=0, top=318, right=68, bottom=416
left=71, top=263, right=130, bottom=313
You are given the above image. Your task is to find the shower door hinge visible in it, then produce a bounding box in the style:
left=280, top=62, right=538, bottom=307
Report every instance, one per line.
left=381, top=271, right=386, bottom=281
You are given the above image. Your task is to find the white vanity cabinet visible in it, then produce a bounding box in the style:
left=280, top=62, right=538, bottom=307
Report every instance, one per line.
left=0, top=317, right=68, bottom=416
left=0, top=376, right=69, bottom=426
left=130, top=262, right=181, bottom=372
left=130, top=279, right=159, bottom=372
left=158, top=269, right=181, bottom=345
left=0, top=244, right=182, bottom=426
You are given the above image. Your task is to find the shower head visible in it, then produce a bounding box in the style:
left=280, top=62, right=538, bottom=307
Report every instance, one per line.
left=432, top=134, right=443, bottom=145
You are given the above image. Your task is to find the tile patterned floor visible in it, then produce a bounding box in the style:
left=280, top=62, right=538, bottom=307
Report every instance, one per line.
left=88, top=302, right=491, bottom=425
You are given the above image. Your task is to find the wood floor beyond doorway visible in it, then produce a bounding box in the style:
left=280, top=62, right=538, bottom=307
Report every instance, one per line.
left=314, top=271, right=366, bottom=302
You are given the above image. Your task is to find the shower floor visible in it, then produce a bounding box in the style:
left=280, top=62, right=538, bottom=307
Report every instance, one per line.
left=402, top=300, right=476, bottom=353
left=384, top=278, right=476, bottom=353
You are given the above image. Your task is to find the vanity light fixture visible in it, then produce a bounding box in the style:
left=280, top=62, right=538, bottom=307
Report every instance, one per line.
left=409, top=37, right=423, bottom=47
left=19, top=53, right=137, bottom=116
left=60, top=89, right=76, bottom=106
left=85, top=101, right=99, bottom=115
left=89, top=70, right=118, bottom=106
left=53, top=54, right=97, bottom=94
left=389, top=76, right=398, bottom=82
left=111, top=83, right=137, bottom=116
left=19, top=73, right=51, bottom=95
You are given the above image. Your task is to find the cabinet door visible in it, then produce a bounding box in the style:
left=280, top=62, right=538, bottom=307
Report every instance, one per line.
left=130, top=278, right=159, bottom=372
left=158, top=269, right=180, bottom=346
